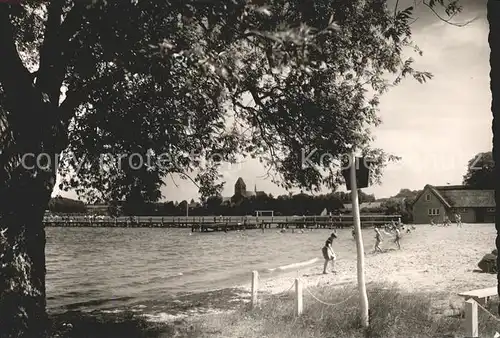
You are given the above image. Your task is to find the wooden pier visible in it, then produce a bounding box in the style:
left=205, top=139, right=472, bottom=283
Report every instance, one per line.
left=43, top=214, right=402, bottom=231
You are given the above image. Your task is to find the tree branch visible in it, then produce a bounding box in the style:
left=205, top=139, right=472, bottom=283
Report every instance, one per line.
left=37, top=0, right=65, bottom=106
left=243, top=88, right=280, bottom=174
left=59, top=87, right=89, bottom=119
left=422, top=0, right=477, bottom=27
left=59, top=3, right=88, bottom=44
left=176, top=172, right=200, bottom=189
left=59, top=72, right=117, bottom=124
left=0, top=6, right=35, bottom=102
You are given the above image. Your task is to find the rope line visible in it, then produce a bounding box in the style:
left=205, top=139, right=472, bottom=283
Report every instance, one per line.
left=257, top=274, right=295, bottom=294
left=282, top=281, right=295, bottom=294
left=254, top=274, right=355, bottom=307
left=476, top=302, right=500, bottom=324
left=303, top=286, right=356, bottom=307
left=255, top=274, right=295, bottom=303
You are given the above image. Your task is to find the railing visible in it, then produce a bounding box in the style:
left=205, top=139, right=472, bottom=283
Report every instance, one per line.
left=251, top=272, right=500, bottom=336
left=250, top=270, right=356, bottom=316
left=465, top=299, right=500, bottom=337
left=43, top=214, right=402, bottom=227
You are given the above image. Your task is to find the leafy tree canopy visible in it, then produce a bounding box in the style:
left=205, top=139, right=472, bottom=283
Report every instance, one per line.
left=1, top=0, right=462, bottom=207
left=462, top=151, right=494, bottom=189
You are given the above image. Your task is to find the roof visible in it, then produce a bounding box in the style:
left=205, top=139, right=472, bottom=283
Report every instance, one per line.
left=414, top=184, right=495, bottom=208
left=432, top=185, right=472, bottom=191
left=438, top=189, right=495, bottom=208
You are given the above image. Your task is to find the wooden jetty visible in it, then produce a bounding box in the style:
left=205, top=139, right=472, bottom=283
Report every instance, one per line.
left=43, top=214, right=402, bottom=231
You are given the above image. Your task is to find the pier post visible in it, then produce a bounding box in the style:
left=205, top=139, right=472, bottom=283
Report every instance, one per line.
left=251, top=270, right=259, bottom=309
left=465, top=299, right=478, bottom=337
left=295, top=278, right=303, bottom=316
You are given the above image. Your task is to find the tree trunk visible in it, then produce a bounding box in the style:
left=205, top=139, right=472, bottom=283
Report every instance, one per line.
left=0, top=166, right=55, bottom=337
left=489, top=0, right=500, bottom=316
left=0, top=3, right=72, bottom=336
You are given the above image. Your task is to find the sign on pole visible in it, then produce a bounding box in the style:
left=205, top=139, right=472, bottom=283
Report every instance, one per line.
left=341, top=156, right=373, bottom=191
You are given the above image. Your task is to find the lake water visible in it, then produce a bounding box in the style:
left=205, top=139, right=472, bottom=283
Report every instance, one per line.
left=46, top=227, right=371, bottom=317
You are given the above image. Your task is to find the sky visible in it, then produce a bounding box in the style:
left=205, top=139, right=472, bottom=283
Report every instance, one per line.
left=53, top=0, right=492, bottom=202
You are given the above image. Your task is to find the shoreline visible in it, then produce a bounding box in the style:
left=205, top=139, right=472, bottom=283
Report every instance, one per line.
left=51, top=224, right=497, bottom=326
left=140, top=223, right=497, bottom=323
left=236, top=224, right=496, bottom=312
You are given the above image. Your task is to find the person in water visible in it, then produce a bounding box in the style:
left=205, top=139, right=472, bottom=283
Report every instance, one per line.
left=374, top=227, right=383, bottom=253
left=322, top=232, right=337, bottom=274
left=394, top=227, right=401, bottom=249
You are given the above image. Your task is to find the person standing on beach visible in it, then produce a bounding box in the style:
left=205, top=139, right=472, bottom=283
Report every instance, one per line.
left=455, top=213, right=462, bottom=227
left=394, top=227, right=401, bottom=249
left=374, top=227, right=383, bottom=253
left=443, top=215, right=451, bottom=227
left=322, top=232, right=337, bottom=274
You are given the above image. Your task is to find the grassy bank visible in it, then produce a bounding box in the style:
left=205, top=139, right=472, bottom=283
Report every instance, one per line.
left=49, top=284, right=500, bottom=338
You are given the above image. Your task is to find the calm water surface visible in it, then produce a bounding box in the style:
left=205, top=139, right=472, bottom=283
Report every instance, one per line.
left=46, top=227, right=370, bottom=316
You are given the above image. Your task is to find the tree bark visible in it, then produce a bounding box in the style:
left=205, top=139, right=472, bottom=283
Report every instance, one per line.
left=0, top=167, right=55, bottom=338
left=0, top=5, right=66, bottom=336
left=489, top=0, right=500, bottom=316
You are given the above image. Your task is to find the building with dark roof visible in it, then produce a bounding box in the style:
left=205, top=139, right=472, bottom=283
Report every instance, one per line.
left=234, top=177, right=265, bottom=198
left=217, top=178, right=266, bottom=205
left=412, top=184, right=495, bottom=224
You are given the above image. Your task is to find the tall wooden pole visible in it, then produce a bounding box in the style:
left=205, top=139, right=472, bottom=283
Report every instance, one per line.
left=349, top=153, right=369, bottom=328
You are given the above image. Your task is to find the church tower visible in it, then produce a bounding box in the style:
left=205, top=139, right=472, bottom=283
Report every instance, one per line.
left=234, top=177, right=247, bottom=197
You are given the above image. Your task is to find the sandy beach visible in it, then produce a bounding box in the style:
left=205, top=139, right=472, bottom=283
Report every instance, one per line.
left=239, top=224, right=497, bottom=311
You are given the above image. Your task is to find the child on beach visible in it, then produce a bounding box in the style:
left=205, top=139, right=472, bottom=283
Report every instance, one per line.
left=322, top=232, right=337, bottom=274
left=374, top=227, right=383, bottom=253
left=394, top=228, right=401, bottom=249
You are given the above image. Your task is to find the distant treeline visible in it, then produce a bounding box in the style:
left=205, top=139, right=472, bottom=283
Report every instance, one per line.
left=117, top=190, right=375, bottom=217
left=48, top=196, right=87, bottom=214
left=49, top=188, right=421, bottom=223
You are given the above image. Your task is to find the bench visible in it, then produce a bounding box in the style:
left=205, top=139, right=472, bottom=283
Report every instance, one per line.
left=458, top=287, right=497, bottom=306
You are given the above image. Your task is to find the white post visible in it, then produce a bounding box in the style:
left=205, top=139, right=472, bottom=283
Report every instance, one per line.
left=465, top=299, right=478, bottom=337
left=251, top=270, right=259, bottom=309
left=186, top=202, right=189, bottom=217
left=295, top=278, right=303, bottom=316
left=350, top=153, right=370, bottom=328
